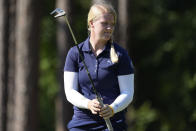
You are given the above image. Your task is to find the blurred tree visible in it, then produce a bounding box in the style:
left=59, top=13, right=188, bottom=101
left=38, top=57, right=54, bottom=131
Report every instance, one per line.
left=0, top=0, right=18, bottom=131
left=55, top=0, right=73, bottom=131
left=5, top=0, right=17, bottom=131
left=0, top=0, right=9, bottom=130
left=117, top=0, right=129, bottom=49
left=10, top=0, right=41, bottom=131
left=0, top=0, right=42, bottom=130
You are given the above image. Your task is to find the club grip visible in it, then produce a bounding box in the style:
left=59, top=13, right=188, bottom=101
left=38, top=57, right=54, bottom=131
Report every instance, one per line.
left=97, top=96, right=114, bottom=131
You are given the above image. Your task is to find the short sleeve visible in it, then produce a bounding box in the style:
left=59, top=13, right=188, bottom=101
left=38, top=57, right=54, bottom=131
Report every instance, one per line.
left=64, top=47, right=78, bottom=72
left=117, top=51, right=134, bottom=76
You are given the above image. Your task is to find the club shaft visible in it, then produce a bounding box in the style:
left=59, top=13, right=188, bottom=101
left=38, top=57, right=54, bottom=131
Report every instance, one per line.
left=64, top=16, right=113, bottom=131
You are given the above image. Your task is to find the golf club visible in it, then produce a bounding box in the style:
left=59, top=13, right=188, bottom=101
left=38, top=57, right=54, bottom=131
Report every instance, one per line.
left=50, top=8, right=114, bottom=131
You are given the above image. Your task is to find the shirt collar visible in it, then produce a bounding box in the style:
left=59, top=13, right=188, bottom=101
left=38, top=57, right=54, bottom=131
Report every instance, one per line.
left=82, top=37, right=91, bottom=52
left=82, top=37, right=111, bottom=52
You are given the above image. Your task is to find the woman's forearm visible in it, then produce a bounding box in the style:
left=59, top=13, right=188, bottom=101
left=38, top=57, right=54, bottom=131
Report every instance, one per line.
left=110, top=74, right=134, bottom=113
left=64, top=71, right=90, bottom=109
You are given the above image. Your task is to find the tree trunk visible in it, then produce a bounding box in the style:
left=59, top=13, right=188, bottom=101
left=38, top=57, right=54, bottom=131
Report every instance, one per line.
left=6, top=0, right=17, bottom=131
left=12, top=0, right=41, bottom=130
left=117, top=0, right=128, bottom=49
left=127, top=0, right=134, bottom=58
left=0, top=0, right=9, bottom=130
left=55, top=0, right=73, bottom=131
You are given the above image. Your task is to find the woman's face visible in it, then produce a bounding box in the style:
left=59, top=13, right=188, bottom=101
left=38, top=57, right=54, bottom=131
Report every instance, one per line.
left=91, top=13, right=115, bottom=42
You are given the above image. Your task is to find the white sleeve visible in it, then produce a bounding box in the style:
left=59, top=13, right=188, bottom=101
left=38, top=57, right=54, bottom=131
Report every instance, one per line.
left=110, top=74, right=134, bottom=113
left=64, top=71, right=90, bottom=109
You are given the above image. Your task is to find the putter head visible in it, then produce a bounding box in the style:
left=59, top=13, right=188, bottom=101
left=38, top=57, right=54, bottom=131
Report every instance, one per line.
left=50, top=8, right=66, bottom=18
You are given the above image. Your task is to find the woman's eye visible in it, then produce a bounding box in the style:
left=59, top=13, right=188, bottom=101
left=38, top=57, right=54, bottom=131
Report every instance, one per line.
left=101, top=22, right=107, bottom=26
left=102, top=22, right=113, bottom=26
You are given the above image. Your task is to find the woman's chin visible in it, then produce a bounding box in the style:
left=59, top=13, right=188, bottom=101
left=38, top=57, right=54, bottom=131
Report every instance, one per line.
left=103, top=36, right=111, bottom=41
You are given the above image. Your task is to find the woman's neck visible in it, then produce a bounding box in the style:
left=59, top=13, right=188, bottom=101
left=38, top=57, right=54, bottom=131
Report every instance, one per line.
left=89, top=36, right=107, bottom=56
left=90, top=36, right=106, bottom=49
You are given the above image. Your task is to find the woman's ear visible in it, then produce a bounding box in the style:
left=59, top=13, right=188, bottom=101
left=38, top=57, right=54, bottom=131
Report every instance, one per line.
left=89, top=20, right=94, bottom=28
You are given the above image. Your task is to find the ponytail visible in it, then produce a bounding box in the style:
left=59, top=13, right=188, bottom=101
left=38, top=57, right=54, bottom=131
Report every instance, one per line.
left=110, top=43, right=118, bottom=64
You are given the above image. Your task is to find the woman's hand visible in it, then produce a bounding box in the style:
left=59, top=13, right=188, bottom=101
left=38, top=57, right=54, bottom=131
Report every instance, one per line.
left=99, top=104, right=114, bottom=119
left=87, top=99, right=102, bottom=114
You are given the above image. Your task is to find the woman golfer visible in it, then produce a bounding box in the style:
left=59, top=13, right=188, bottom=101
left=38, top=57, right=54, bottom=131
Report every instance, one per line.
left=64, top=2, right=134, bottom=131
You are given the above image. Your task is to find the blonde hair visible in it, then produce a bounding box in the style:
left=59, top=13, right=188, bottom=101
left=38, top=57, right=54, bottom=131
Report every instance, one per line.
left=87, top=2, right=117, bottom=31
left=87, top=2, right=118, bottom=63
